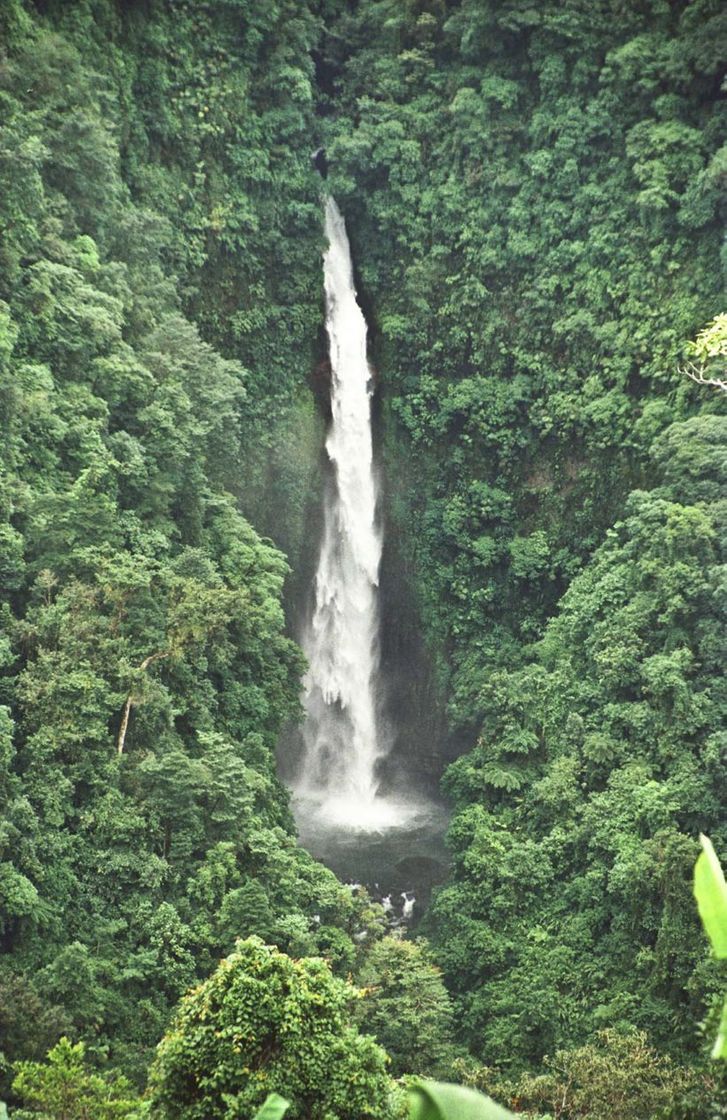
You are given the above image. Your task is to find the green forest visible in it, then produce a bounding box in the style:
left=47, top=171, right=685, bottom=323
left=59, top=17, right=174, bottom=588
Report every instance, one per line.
left=0, top=0, right=725, bottom=1117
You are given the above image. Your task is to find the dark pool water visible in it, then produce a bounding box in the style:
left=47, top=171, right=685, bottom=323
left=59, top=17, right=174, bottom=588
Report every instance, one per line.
left=294, top=795, right=451, bottom=925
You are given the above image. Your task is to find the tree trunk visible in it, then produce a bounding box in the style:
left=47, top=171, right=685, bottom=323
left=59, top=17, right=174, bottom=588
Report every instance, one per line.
left=116, top=650, right=170, bottom=755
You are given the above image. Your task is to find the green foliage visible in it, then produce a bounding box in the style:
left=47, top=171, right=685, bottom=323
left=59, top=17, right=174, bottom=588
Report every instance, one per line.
left=354, top=937, right=459, bottom=1078
left=252, top=1096, right=290, bottom=1120
left=147, top=938, right=397, bottom=1120
left=428, top=442, right=726, bottom=1064
left=12, top=1037, right=139, bottom=1120
left=0, top=0, right=356, bottom=1092
left=694, top=836, right=727, bottom=1059
left=695, top=836, right=727, bottom=960
left=1, top=0, right=725, bottom=1105
left=689, top=315, right=727, bottom=369
left=253, top=1080, right=517, bottom=1120
left=319, top=0, right=725, bottom=730
left=683, top=313, right=727, bottom=390
left=462, top=1029, right=719, bottom=1119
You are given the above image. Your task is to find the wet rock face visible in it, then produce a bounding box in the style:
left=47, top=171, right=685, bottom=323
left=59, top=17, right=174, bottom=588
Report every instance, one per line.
left=348, top=882, right=418, bottom=930
left=311, top=147, right=328, bottom=177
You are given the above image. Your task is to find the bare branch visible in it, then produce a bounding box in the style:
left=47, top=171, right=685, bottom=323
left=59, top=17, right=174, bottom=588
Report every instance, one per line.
left=679, top=362, right=727, bottom=393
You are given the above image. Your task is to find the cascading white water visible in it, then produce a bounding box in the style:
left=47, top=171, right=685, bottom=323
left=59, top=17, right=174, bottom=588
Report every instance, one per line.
left=295, top=197, right=402, bottom=831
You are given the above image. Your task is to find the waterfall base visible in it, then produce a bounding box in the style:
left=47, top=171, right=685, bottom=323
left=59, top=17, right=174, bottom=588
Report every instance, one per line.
left=294, top=795, right=450, bottom=923
left=292, top=790, right=426, bottom=833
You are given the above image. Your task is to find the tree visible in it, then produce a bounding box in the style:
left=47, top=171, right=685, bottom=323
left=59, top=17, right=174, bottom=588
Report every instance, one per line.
left=681, top=314, right=727, bottom=392
left=354, top=937, right=459, bottom=1078
left=506, top=1030, right=716, bottom=1119
left=147, top=937, right=397, bottom=1120
left=12, top=1037, right=139, bottom=1120
left=429, top=482, right=725, bottom=1065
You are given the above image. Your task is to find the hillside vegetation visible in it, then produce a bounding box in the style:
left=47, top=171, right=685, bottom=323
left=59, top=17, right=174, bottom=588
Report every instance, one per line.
left=0, top=0, right=724, bottom=1116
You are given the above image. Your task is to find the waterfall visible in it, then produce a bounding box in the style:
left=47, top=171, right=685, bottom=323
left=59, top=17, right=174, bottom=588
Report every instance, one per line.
left=295, top=197, right=400, bottom=831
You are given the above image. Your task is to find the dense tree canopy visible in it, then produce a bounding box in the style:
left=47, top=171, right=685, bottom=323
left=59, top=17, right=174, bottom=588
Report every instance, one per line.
left=147, top=938, right=397, bottom=1120
left=317, top=0, right=726, bottom=1072
left=0, top=0, right=724, bottom=1113
left=0, top=0, right=360, bottom=1093
left=320, top=0, right=726, bottom=720
left=429, top=441, right=726, bottom=1064
left=354, top=937, right=459, bottom=1078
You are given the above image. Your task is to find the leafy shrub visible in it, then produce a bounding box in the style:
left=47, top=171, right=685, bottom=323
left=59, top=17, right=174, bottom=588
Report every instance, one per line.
left=147, top=937, right=397, bottom=1120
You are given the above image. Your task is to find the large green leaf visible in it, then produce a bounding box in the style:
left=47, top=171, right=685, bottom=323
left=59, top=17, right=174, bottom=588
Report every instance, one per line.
left=712, top=997, right=727, bottom=1061
left=694, top=835, right=727, bottom=959
left=252, top=1094, right=290, bottom=1120
left=408, top=1081, right=514, bottom=1120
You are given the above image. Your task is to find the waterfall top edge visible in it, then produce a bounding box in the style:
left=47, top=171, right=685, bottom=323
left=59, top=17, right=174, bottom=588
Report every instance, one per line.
left=323, top=196, right=360, bottom=297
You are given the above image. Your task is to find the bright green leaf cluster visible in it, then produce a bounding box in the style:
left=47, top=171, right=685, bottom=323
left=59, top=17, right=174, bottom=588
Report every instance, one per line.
left=694, top=836, right=727, bottom=1059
